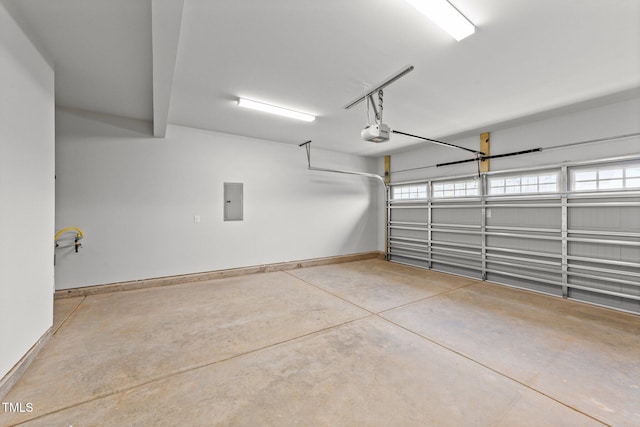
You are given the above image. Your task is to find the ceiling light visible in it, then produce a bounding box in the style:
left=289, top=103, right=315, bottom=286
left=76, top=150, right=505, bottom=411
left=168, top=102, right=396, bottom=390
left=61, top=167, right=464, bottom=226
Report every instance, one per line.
left=237, top=98, right=315, bottom=122
left=404, top=0, right=475, bottom=41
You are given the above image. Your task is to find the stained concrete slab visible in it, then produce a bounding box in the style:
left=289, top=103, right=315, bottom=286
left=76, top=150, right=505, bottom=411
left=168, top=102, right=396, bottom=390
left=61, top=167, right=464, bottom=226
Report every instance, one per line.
left=382, top=281, right=640, bottom=426
left=493, top=389, right=603, bottom=427
left=15, top=317, right=602, bottom=427
left=289, top=258, right=477, bottom=312
left=528, top=328, right=640, bottom=425
left=2, top=271, right=367, bottom=425
left=52, top=296, right=83, bottom=334
left=2, top=260, right=637, bottom=425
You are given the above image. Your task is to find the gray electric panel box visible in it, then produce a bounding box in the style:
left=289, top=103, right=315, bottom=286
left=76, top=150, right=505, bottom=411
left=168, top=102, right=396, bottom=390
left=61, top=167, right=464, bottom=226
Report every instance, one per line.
left=224, top=182, right=243, bottom=221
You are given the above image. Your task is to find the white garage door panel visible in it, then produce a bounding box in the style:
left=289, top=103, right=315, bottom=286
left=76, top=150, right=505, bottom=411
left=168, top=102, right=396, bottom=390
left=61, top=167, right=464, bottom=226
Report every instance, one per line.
left=387, top=156, right=640, bottom=315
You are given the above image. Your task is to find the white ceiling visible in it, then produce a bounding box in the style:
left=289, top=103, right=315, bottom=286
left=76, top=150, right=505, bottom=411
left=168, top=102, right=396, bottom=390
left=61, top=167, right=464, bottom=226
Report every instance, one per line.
left=5, top=0, right=640, bottom=156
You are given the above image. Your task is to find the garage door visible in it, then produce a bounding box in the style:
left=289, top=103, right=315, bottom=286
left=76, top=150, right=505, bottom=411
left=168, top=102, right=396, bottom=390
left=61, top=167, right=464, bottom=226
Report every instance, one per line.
left=387, top=156, right=640, bottom=315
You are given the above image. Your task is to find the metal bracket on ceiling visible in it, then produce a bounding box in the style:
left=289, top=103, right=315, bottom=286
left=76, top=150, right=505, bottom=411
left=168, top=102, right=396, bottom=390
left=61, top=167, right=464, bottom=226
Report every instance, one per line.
left=344, top=65, right=414, bottom=110
left=300, top=140, right=312, bottom=168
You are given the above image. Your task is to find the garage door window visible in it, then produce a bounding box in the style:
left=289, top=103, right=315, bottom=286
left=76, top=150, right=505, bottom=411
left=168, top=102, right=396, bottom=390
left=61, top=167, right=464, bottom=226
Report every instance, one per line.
left=571, top=164, right=640, bottom=191
left=432, top=179, right=479, bottom=198
left=488, top=172, right=558, bottom=195
left=392, top=184, right=427, bottom=200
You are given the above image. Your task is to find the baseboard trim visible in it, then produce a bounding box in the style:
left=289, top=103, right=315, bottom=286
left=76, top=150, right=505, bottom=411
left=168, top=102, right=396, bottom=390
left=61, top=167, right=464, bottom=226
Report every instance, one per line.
left=0, top=327, right=52, bottom=401
left=55, top=251, right=385, bottom=299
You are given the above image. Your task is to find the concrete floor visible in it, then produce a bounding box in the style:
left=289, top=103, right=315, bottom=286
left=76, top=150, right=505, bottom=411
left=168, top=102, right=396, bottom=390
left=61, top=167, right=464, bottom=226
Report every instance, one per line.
left=2, top=259, right=639, bottom=426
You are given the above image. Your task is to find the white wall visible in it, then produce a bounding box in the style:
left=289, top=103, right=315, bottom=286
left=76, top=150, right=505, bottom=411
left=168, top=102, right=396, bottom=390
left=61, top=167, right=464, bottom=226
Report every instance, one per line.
left=55, top=109, right=380, bottom=289
left=386, top=96, right=640, bottom=182
left=0, top=4, right=55, bottom=380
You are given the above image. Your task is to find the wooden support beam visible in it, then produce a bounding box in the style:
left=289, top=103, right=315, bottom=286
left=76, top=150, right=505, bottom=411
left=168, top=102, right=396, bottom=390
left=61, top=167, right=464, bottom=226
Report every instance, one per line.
left=480, top=132, right=490, bottom=173
left=384, top=155, right=391, bottom=184
left=384, top=155, right=391, bottom=258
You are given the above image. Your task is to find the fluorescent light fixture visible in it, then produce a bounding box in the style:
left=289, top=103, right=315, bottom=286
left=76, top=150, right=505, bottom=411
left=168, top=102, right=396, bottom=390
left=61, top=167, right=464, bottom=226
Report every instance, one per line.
left=405, top=0, right=475, bottom=41
left=237, top=98, right=315, bottom=122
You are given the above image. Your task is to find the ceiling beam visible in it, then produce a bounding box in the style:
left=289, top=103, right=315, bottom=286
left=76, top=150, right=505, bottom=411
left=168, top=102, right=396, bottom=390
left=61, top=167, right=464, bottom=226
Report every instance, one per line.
left=152, top=0, right=184, bottom=137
